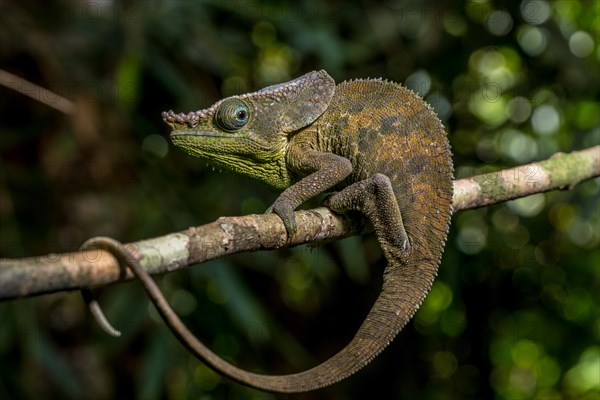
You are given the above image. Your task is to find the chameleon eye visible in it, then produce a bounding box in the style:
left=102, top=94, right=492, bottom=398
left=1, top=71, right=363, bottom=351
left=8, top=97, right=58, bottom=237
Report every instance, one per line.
left=215, top=98, right=249, bottom=131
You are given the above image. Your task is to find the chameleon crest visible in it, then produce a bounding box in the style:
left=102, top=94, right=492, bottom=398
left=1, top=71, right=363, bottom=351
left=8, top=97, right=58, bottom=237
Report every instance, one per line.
left=159, top=70, right=452, bottom=392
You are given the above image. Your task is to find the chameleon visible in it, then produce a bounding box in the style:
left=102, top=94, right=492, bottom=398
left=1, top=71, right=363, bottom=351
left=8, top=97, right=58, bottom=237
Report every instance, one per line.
left=85, top=70, right=453, bottom=393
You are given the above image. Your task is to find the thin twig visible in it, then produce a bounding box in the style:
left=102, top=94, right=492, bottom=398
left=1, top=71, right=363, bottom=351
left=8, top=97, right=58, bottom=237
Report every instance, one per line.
left=0, top=69, right=75, bottom=114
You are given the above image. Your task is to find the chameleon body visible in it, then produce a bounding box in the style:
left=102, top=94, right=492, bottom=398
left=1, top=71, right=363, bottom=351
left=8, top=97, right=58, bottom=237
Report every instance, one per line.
left=159, top=70, right=453, bottom=392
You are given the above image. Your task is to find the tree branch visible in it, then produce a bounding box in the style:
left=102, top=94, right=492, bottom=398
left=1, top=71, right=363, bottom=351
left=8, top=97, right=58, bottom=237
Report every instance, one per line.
left=1, top=146, right=598, bottom=300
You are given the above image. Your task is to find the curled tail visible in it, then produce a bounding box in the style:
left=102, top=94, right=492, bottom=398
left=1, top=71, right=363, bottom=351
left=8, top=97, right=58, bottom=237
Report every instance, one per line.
left=164, top=257, right=436, bottom=392
left=84, top=235, right=438, bottom=393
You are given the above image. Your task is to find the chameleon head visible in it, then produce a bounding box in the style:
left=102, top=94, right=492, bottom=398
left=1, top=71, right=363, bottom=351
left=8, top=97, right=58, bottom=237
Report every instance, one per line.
left=164, top=95, right=289, bottom=188
left=163, top=70, right=336, bottom=190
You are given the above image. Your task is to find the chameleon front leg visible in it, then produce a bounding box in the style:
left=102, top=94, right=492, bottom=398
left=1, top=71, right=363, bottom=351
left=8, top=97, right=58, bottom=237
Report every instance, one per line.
left=267, top=147, right=353, bottom=236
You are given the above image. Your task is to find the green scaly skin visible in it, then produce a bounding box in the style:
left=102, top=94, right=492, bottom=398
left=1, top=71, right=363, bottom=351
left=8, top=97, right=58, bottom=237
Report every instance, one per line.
left=156, top=70, right=452, bottom=392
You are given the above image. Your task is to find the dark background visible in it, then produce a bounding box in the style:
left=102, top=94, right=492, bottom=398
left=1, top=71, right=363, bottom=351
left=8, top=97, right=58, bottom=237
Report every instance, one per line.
left=1, top=1, right=598, bottom=399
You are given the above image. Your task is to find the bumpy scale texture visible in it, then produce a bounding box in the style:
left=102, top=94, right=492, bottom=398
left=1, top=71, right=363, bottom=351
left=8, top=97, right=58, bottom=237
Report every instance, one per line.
left=162, top=70, right=453, bottom=392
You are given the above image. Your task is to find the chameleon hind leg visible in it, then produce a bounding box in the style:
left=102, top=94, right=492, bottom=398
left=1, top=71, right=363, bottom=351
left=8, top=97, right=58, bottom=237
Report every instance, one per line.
left=324, top=173, right=409, bottom=256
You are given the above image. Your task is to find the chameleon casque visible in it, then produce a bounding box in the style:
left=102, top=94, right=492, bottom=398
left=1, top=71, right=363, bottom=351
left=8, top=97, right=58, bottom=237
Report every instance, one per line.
left=85, top=70, right=453, bottom=393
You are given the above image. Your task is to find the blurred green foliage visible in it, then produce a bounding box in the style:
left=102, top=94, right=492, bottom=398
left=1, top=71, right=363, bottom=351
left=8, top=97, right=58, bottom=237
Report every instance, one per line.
left=0, top=0, right=598, bottom=399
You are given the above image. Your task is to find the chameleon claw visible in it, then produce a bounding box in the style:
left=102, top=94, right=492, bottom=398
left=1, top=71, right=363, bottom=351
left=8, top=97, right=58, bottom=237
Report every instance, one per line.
left=282, top=217, right=297, bottom=237
left=265, top=203, right=297, bottom=237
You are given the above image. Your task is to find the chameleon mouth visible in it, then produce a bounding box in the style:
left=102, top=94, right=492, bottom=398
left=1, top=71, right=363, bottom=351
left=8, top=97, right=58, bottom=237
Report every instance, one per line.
left=170, top=130, right=237, bottom=139
left=169, top=129, right=263, bottom=148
